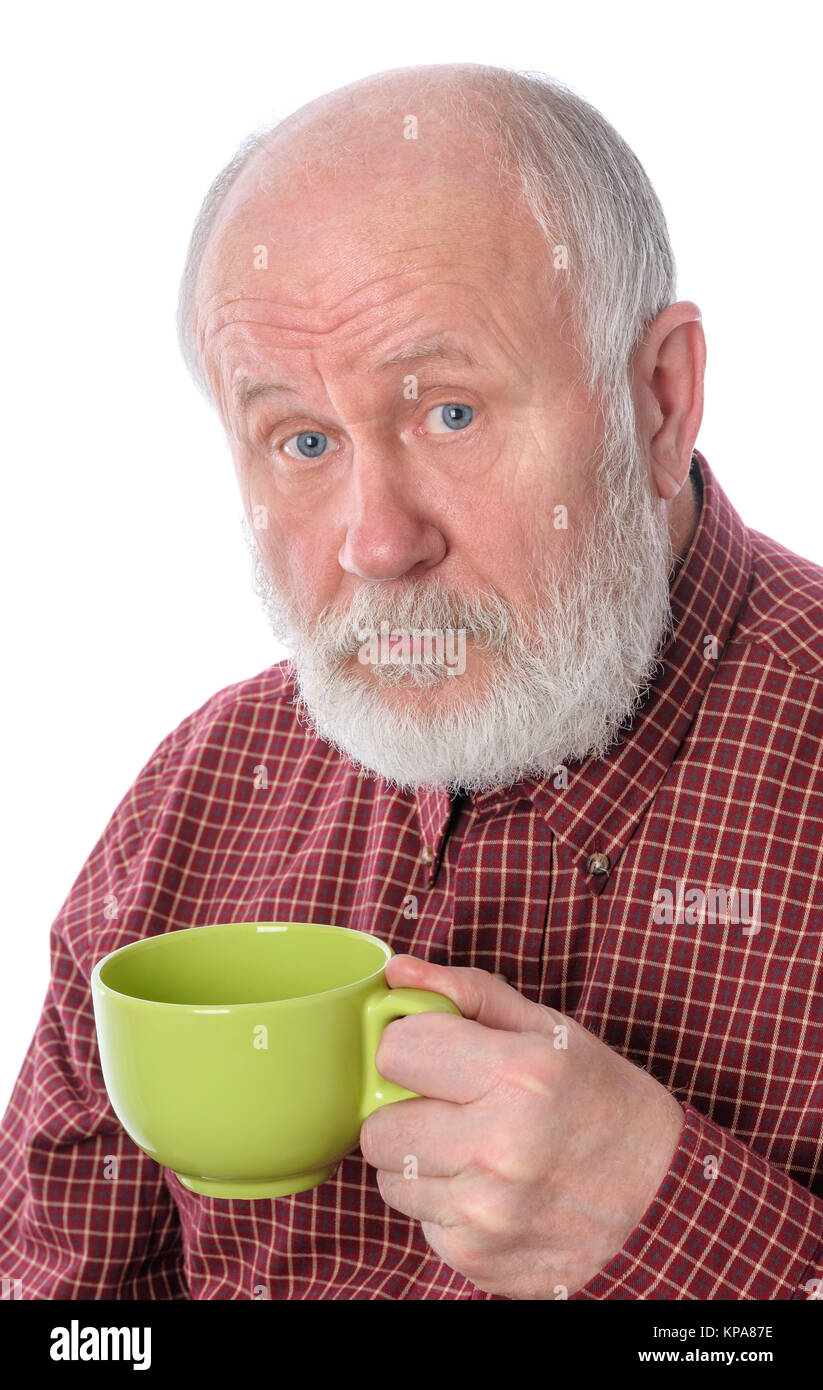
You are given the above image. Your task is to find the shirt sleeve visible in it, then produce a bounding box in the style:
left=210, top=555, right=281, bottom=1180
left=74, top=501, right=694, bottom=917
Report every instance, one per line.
left=572, top=1100, right=823, bottom=1299
left=0, top=727, right=192, bottom=1300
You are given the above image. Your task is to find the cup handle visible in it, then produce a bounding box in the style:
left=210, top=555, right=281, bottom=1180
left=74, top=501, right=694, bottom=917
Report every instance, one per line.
left=360, top=987, right=461, bottom=1121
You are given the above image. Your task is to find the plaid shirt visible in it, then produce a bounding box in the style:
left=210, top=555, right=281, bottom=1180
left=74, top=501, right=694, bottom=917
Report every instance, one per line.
left=1, top=449, right=821, bottom=1301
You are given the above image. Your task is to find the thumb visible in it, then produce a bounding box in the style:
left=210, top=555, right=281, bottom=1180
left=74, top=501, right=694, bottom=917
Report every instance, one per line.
left=384, top=953, right=563, bottom=1037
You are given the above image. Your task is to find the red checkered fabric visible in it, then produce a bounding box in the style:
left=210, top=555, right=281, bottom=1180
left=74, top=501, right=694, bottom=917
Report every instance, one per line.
left=1, top=450, right=821, bottom=1300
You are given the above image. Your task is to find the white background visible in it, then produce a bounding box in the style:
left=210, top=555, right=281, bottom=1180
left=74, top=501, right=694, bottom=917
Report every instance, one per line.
left=2, top=0, right=821, bottom=1109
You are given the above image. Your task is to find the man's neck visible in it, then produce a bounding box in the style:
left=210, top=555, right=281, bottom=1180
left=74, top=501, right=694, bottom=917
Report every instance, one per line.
left=669, top=457, right=702, bottom=573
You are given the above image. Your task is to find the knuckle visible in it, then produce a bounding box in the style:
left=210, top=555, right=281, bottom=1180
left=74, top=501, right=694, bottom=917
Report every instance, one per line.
left=477, top=1132, right=534, bottom=1185
left=454, top=1183, right=513, bottom=1238
left=489, top=1035, right=555, bottom=1101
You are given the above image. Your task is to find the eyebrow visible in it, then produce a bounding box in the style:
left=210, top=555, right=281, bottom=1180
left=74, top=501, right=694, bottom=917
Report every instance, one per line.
left=374, top=335, right=481, bottom=370
left=231, top=335, right=482, bottom=414
left=231, top=375, right=294, bottom=413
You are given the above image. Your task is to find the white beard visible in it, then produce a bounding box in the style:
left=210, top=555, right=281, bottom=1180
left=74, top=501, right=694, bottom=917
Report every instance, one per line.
left=242, top=412, right=676, bottom=794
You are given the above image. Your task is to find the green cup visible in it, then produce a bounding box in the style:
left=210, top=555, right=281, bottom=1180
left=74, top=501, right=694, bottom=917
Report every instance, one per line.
left=91, top=921, right=460, bottom=1200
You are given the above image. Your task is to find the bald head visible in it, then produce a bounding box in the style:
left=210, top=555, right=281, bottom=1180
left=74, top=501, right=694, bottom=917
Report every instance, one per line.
left=178, top=64, right=677, bottom=433
left=244, top=63, right=513, bottom=178
left=191, top=64, right=562, bottom=418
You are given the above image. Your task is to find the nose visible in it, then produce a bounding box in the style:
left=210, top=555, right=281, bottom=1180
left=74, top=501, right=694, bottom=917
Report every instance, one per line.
left=337, top=447, right=446, bottom=582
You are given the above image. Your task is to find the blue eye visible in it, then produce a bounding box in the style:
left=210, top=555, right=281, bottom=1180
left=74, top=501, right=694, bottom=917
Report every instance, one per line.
left=283, top=430, right=330, bottom=459
left=427, top=404, right=474, bottom=433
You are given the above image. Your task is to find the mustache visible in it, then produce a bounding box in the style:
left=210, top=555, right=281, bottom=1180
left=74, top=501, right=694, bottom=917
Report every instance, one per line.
left=309, top=576, right=519, bottom=660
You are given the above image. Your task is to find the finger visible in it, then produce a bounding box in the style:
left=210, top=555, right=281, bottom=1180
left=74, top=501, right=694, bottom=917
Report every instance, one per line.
left=374, top=1170, right=523, bottom=1246
left=385, top=954, right=564, bottom=1037
left=360, top=1097, right=486, bottom=1177
left=375, top=1009, right=548, bottom=1104
left=372, top=1170, right=465, bottom=1228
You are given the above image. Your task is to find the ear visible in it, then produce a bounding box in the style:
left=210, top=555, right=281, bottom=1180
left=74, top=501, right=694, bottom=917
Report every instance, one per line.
left=631, top=302, right=706, bottom=501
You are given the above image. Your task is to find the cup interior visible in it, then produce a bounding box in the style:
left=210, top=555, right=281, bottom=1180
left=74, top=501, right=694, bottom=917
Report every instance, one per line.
left=97, top=921, right=390, bottom=1006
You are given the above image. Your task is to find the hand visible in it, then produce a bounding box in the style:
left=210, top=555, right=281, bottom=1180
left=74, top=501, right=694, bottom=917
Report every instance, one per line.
left=359, top=954, right=685, bottom=1299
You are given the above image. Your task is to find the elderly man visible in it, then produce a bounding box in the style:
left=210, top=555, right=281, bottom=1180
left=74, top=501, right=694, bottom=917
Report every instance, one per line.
left=1, top=63, right=821, bottom=1303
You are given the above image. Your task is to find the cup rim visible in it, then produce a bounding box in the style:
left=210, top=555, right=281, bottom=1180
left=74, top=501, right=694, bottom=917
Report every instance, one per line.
left=90, top=920, right=393, bottom=1010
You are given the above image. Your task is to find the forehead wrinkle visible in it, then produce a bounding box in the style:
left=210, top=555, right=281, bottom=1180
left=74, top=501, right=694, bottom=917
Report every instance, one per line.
left=203, top=296, right=470, bottom=388
left=218, top=317, right=528, bottom=415
left=228, top=338, right=485, bottom=416
left=197, top=245, right=508, bottom=346
left=202, top=260, right=538, bottom=413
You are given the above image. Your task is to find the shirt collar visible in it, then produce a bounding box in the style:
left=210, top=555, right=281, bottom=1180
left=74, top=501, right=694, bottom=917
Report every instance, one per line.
left=414, top=450, right=754, bottom=890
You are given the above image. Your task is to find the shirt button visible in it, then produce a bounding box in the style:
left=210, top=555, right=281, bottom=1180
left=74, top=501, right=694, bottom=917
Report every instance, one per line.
left=420, top=845, right=434, bottom=866
left=586, top=851, right=611, bottom=876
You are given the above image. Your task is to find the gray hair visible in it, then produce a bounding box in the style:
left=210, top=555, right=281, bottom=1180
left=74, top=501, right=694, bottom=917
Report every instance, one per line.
left=176, top=65, right=676, bottom=439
